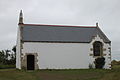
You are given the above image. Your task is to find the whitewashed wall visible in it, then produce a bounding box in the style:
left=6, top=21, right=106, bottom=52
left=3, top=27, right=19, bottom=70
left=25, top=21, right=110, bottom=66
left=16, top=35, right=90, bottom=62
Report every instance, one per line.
left=16, top=35, right=111, bottom=69
left=22, top=42, right=91, bottom=69
left=16, top=27, right=21, bottom=69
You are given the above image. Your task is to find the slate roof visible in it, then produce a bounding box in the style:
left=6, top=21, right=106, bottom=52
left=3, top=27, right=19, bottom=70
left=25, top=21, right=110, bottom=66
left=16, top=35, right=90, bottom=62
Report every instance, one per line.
left=20, top=24, right=110, bottom=43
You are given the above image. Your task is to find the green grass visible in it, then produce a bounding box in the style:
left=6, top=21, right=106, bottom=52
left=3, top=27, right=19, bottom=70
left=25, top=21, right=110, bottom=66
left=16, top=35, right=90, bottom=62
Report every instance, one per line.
left=0, top=65, right=15, bottom=69
left=0, top=67, right=119, bottom=80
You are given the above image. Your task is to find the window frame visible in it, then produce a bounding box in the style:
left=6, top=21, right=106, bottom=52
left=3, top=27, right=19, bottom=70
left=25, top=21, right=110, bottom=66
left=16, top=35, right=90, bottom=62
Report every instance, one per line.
left=93, top=41, right=103, bottom=57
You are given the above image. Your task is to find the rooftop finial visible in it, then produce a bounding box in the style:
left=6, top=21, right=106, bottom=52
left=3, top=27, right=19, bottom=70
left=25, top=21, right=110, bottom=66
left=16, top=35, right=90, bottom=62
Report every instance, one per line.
left=96, top=22, right=98, bottom=27
left=19, top=10, right=23, bottom=24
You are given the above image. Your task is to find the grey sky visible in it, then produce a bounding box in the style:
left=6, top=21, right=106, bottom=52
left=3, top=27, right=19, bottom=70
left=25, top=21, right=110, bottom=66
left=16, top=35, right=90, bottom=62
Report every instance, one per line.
left=0, top=0, right=120, bottom=60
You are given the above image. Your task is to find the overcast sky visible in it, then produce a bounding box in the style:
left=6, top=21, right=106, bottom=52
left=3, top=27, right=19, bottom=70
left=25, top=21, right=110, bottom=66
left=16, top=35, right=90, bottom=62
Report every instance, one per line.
left=0, top=0, right=120, bottom=60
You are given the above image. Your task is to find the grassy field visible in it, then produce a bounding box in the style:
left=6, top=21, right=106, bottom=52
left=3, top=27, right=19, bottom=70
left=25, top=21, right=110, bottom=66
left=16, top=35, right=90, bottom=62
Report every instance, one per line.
left=0, top=67, right=120, bottom=80
left=0, top=65, right=15, bottom=69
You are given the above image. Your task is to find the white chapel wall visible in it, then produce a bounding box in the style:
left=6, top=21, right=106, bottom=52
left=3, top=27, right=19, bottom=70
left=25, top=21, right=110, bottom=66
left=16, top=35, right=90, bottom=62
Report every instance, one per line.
left=22, top=42, right=91, bottom=69
left=16, top=27, right=21, bottom=69
left=20, top=35, right=111, bottom=69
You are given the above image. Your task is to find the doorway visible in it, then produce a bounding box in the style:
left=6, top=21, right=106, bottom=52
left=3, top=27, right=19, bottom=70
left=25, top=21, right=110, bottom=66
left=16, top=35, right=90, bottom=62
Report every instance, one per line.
left=27, top=55, right=35, bottom=70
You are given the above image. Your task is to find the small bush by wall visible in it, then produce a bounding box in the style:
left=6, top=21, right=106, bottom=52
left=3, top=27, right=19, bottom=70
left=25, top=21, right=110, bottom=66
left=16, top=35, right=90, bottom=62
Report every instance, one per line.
left=94, top=57, right=105, bottom=69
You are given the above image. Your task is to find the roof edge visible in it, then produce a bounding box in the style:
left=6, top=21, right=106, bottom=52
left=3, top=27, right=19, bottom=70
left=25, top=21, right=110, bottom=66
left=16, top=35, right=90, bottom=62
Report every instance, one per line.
left=18, top=23, right=97, bottom=28
left=96, top=26, right=111, bottom=43
left=22, top=40, right=90, bottom=43
left=22, top=40, right=111, bottom=43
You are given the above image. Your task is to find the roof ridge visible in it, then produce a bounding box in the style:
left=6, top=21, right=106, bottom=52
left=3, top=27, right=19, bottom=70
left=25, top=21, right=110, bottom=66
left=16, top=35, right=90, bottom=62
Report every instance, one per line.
left=19, top=23, right=97, bottom=28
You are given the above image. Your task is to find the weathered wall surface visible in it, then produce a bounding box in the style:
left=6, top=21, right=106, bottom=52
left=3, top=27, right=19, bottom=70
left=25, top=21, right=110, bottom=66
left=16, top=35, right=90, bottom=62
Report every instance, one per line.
left=16, top=26, right=21, bottom=69
left=89, top=35, right=111, bottom=69
left=16, top=34, right=111, bottom=69
left=22, top=42, right=90, bottom=69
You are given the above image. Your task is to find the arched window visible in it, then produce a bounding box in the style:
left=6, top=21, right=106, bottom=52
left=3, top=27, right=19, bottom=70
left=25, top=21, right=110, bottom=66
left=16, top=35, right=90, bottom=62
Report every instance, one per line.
left=93, top=41, right=103, bottom=56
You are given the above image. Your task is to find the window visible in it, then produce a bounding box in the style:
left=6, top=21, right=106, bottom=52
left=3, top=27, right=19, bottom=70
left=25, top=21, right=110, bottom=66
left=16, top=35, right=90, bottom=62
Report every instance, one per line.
left=93, top=41, right=103, bottom=56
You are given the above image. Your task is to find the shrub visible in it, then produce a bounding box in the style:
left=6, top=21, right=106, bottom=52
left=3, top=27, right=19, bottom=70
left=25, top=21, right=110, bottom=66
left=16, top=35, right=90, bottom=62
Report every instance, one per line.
left=94, top=57, right=105, bottom=69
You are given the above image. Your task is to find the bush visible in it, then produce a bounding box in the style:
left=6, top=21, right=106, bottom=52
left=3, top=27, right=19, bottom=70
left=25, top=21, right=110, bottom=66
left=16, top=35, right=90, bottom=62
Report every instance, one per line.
left=111, top=60, right=120, bottom=66
left=94, top=57, right=105, bottom=69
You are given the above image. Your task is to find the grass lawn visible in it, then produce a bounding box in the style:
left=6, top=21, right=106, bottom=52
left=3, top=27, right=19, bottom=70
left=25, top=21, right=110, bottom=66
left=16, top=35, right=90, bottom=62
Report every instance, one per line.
left=0, top=67, right=120, bottom=80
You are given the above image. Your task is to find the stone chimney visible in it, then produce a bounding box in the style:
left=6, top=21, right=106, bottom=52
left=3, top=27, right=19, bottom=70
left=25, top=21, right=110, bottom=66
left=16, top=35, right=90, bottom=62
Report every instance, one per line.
left=19, top=10, right=23, bottom=24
